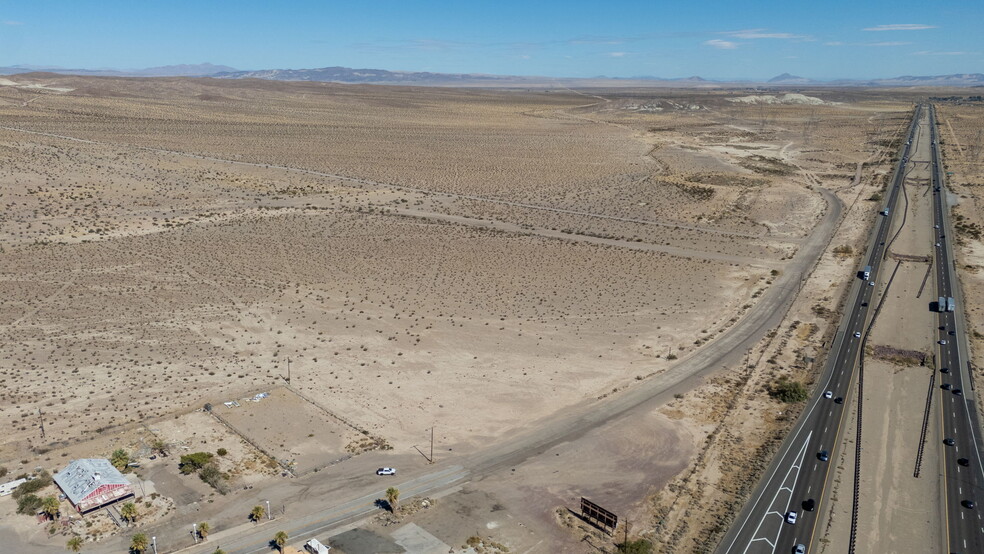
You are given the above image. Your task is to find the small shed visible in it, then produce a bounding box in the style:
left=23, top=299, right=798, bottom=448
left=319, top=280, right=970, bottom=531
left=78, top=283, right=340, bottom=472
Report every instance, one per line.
left=54, top=459, right=135, bottom=513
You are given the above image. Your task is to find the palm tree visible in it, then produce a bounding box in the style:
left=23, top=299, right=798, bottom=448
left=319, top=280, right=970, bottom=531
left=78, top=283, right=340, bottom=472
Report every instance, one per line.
left=249, top=505, right=265, bottom=522
left=130, top=533, right=149, bottom=554
left=120, top=502, right=138, bottom=524
left=385, top=487, right=400, bottom=513
left=198, top=521, right=210, bottom=540
left=273, top=530, right=288, bottom=553
left=66, top=536, right=83, bottom=553
left=41, top=495, right=60, bottom=519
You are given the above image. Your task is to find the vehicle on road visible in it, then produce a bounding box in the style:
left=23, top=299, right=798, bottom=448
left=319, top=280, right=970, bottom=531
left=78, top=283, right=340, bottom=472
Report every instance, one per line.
left=376, top=467, right=396, bottom=475
left=963, top=500, right=976, bottom=509
left=954, top=389, right=963, bottom=396
left=941, top=367, right=950, bottom=374
left=794, top=544, right=806, bottom=554
left=940, top=340, right=948, bottom=345
left=959, top=458, right=970, bottom=467
left=942, top=383, right=952, bottom=390
left=834, top=397, right=843, bottom=404
left=854, top=331, right=862, bottom=338
left=935, top=224, right=940, bottom=229
left=945, top=438, right=956, bottom=446
left=861, top=265, right=871, bottom=280
left=818, top=450, right=829, bottom=462
left=786, top=511, right=798, bottom=524
left=824, top=391, right=833, bottom=399
left=803, top=498, right=816, bottom=512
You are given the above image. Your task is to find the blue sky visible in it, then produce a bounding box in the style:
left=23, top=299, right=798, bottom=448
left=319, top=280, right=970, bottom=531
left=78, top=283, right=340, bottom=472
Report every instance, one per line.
left=0, top=0, right=980, bottom=80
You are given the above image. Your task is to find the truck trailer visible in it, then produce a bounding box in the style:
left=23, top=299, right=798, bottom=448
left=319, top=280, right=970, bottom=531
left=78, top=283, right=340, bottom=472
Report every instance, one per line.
left=947, top=297, right=956, bottom=312
left=939, top=297, right=947, bottom=313
left=862, top=266, right=872, bottom=280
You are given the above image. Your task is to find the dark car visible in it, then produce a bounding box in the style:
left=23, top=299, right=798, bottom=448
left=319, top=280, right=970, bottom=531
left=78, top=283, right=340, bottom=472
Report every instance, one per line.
left=941, top=367, right=950, bottom=374
left=954, top=389, right=963, bottom=396
left=942, top=383, right=952, bottom=390
left=818, top=450, right=830, bottom=462
left=963, top=500, right=976, bottom=509
left=945, top=438, right=956, bottom=446
left=834, top=397, right=844, bottom=404
left=803, top=498, right=816, bottom=512
left=959, top=458, right=970, bottom=467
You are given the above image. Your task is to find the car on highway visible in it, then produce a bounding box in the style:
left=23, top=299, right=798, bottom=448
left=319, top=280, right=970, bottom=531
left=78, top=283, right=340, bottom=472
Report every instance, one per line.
left=948, top=330, right=956, bottom=336
left=803, top=498, right=816, bottom=512
left=786, top=510, right=798, bottom=524
left=376, top=467, right=397, bottom=476
left=854, top=331, right=862, bottom=338
left=794, top=544, right=806, bottom=554
left=959, top=458, right=970, bottom=467
left=941, top=367, right=950, bottom=374
left=818, top=450, right=830, bottom=462
left=868, top=281, right=875, bottom=287
left=942, top=383, right=953, bottom=390
left=945, top=438, right=956, bottom=446
left=824, top=391, right=833, bottom=399
left=935, top=224, right=940, bottom=229
left=962, top=500, right=976, bottom=509
left=834, top=397, right=843, bottom=404
left=936, top=242, right=941, bottom=247
left=939, top=340, right=948, bottom=345
left=954, top=389, right=963, bottom=396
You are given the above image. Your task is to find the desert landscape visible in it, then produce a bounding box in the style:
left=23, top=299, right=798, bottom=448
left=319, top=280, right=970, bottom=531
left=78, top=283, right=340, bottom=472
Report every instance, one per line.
left=0, top=74, right=965, bottom=552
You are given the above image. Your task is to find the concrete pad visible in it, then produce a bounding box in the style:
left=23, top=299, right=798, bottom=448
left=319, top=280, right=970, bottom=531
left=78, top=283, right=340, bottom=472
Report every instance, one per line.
left=391, top=522, right=451, bottom=554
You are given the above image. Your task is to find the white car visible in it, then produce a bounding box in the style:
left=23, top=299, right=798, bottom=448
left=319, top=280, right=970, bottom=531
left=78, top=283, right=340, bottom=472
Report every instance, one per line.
left=868, top=281, right=875, bottom=287
left=794, top=545, right=806, bottom=554
left=939, top=340, right=948, bottom=345
left=936, top=242, right=941, bottom=247
left=786, top=510, right=798, bottom=524
left=376, top=467, right=396, bottom=476
left=824, top=391, right=833, bottom=399
left=854, top=331, right=862, bottom=338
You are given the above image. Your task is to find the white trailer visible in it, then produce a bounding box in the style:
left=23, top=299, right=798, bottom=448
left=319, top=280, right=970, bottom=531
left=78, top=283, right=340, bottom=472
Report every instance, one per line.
left=304, top=538, right=331, bottom=554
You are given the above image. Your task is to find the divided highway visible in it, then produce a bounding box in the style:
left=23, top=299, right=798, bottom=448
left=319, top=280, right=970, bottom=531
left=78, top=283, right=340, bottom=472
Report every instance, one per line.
left=717, top=107, right=922, bottom=554
left=929, top=104, right=984, bottom=554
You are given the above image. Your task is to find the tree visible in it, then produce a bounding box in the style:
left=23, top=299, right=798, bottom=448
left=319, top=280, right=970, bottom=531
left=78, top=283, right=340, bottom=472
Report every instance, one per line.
left=250, top=505, right=265, bottom=522
left=41, top=495, right=60, bottom=519
left=385, top=487, right=400, bottom=513
left=768, top=376, right=809, bottom=403
left=179, top=452, right=215, bottom=475
left=16, top=494, right=43, bottom=515
left=111, top=449, right=131, bottom=472
left=129, top=533, right=149, bottom=554
left=66, top=536, right=84, bottom=553
left=150, top=439, right=168, bottom=457
left=273, top=530, right=288, bottom=553
left=211, top=549, right=225, bottom=554
left=617, top=539, right=654, bottom=554
left=198, top=521, right=210, bottom=540
left=120, top=502, right=138, bottom=524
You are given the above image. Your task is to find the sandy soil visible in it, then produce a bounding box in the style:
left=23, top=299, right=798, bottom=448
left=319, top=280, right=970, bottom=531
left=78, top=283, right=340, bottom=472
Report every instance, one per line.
left=0, top=76, right=935, bottom=552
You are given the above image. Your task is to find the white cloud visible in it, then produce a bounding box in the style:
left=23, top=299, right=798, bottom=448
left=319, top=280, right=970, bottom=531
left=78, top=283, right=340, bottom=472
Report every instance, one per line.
left=3, top=20, right=23, bottom=25
left=725, top=29, right=805, bottom=40
left=824, top=41, right=844, bottom=46
left=608, top=52, right=626, bottom=57
left=518, top=54, right=532, bottom=60
left=912, top=50, right=969, bottom=56
left=867, top=41, right=912, bottom=47
left=863, top=24, right=937, bottom=31
left=704, top=39, right=738, bottom=50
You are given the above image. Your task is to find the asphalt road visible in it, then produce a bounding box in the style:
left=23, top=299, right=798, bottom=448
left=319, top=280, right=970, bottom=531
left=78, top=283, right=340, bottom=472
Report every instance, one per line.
left=717, top=106, right=922, bottom=554
left=928, top=104, right=984, bottom=554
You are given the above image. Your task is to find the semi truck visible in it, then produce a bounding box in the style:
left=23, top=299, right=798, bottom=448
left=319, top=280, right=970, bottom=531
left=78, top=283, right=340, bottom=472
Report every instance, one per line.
left=939, top=297, right=947, bottom=313
left=861, top=266, right=872, bottom=280
left=947, top=297, right=956, bottom=312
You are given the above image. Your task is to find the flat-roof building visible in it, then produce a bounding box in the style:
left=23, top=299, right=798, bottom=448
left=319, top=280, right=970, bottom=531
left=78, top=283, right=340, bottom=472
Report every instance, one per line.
left=53, top=459, right=134, bottom=513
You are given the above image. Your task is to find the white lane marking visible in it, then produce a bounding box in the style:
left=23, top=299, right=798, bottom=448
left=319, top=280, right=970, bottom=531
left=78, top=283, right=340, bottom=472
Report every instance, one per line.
left=742, top=431, right=814, bottom=554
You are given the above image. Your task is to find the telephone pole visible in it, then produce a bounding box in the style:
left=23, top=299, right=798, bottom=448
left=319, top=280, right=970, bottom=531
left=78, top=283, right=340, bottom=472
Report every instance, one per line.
left=286, top=357, right=291, bottom=384
left=430, top=426, right=434, bottom=464
left=38, top=409, right=45, bottom=439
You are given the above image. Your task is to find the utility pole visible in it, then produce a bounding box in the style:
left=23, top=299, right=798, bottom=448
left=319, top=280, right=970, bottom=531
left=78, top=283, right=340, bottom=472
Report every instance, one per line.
left=38, top=409, right=45, bottom=439
left=286, top=357, right=291, bottom=384
left=430, top=426, right=434, bottom=464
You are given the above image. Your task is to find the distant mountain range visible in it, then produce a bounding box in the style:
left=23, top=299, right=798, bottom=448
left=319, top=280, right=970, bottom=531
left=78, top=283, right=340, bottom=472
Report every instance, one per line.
left=2, top=63, right=983, bottom=87
left=0, top=63, right=237, bottom=77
